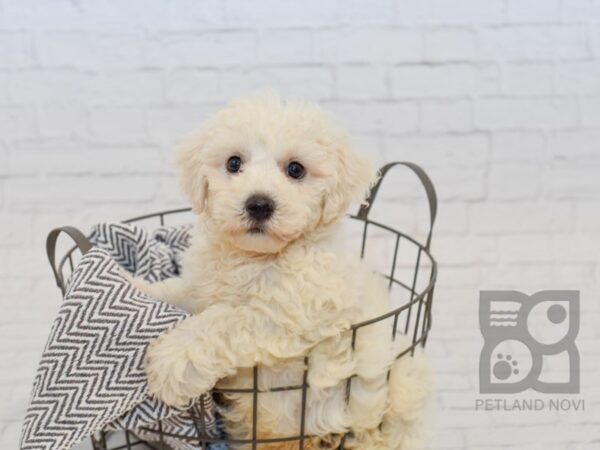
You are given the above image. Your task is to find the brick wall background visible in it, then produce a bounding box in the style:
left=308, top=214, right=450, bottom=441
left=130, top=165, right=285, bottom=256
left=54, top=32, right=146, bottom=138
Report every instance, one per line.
left=1, top=0, right=599, bottom=448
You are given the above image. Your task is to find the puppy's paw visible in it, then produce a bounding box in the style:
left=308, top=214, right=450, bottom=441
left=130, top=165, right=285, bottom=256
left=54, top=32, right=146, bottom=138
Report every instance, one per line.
left=128, top=274, right=151, bottom=294
left=116, top=266, right=150, bottom=293
left=145, top=331, right=216, bottom=407
left=116, top=265, right=135, bottom=283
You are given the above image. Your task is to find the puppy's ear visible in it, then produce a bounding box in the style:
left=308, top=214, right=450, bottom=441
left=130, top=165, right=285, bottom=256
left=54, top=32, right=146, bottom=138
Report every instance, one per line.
left=321, top=139, right=377, bottom=226
left=175, top=131, right=209, bottom=214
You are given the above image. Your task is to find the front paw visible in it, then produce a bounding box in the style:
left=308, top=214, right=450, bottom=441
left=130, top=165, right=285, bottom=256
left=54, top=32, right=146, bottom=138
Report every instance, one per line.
left=145, top=332, right=216, bottom=407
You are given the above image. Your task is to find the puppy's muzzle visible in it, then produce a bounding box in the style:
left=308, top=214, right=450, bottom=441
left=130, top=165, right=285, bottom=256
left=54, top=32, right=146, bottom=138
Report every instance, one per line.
left=245, top=194, right=275, bottom=222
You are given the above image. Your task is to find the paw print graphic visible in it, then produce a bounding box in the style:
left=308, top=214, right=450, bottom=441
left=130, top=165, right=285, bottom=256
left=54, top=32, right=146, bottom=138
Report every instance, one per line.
left=484, top=339, right=531, bottom=386
left=493, top=353, right=519, bottom=380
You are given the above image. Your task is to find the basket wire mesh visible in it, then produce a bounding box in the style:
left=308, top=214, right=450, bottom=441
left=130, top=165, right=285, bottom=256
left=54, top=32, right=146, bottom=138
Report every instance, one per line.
left=46, top=162, right=437, bottom=450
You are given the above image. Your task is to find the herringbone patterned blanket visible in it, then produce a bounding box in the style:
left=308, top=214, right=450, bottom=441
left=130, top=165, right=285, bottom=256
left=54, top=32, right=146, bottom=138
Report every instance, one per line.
left=21, top=223, right=222, bottom=450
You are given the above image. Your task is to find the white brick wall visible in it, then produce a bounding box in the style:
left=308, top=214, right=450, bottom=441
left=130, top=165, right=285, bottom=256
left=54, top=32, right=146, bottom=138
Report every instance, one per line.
left=0, top=1, right=599, bottom=449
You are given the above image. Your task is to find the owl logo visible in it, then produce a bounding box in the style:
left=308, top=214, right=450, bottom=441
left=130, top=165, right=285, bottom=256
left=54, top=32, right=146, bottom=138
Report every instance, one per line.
left=479, top=290, right=579, bottom=394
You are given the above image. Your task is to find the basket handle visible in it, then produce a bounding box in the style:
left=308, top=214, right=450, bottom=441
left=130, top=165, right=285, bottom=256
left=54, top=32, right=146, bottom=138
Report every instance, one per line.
left=46, top=226, right=92, bottom=295
left=357, top=162, right=437, bottom=249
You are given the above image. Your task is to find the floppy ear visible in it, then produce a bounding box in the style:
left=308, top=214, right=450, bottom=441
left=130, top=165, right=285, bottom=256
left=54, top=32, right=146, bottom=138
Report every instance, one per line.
left=175, top=130, right=209, bottom=214
left=321, top=140, right=377, bottom=226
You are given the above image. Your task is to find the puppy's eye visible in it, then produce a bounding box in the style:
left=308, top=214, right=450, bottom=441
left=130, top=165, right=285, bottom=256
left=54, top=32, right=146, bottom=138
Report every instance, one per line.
left=286, top=161, right=305, bottom=180
left=226, top=156, right=242, bottom=173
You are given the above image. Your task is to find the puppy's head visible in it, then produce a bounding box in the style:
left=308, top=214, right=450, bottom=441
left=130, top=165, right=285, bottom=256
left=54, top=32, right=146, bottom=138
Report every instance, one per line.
left=176, top=93, right=376, bottom=254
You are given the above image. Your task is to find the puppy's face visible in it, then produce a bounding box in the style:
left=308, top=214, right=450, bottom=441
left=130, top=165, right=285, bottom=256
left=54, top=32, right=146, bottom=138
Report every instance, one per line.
left=177, top=94, right=375, bottom=254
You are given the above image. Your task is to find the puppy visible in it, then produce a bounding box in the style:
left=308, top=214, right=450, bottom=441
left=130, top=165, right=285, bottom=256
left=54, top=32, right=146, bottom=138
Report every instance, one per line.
left=137, top=93, right=430, bottom=449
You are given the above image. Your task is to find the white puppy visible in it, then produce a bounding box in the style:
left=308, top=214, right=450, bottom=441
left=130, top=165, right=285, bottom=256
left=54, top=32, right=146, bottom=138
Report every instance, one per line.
left=138, top=93, right=430, bottom=449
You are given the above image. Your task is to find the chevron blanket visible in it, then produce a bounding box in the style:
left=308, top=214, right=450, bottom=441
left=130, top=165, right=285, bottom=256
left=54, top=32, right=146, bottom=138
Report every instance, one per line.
left=21, top=223, right=225, bottom=450
left=89, top=222, right=194, bottom=281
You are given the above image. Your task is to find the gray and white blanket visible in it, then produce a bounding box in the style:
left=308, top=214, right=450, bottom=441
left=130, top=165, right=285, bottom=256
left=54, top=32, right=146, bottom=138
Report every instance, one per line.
left=21, top=223, right=225, bottom=450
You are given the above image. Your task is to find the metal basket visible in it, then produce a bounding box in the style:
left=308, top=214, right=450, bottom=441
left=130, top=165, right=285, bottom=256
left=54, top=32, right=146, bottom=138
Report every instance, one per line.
left=46, top=162, right=438, bottom=450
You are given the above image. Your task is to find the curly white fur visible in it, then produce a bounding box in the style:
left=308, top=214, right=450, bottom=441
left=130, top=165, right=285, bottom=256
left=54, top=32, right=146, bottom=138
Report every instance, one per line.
left=136, top=93, right=431, bottom=449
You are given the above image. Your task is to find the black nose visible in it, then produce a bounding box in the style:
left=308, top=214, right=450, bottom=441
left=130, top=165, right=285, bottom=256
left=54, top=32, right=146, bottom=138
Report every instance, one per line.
left=245, top=194, right=275, bottom=221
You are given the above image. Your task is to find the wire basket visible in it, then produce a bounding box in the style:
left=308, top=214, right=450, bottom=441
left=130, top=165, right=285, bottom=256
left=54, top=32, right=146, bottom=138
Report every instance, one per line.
left=46, top=162, right=438, bottom=450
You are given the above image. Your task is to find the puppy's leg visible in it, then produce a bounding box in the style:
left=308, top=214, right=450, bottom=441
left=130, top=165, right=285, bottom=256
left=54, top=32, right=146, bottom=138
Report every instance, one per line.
left=145, top=303, right=319, bottom=407
left=145, top=303, right=246, bottom=406
left=381, top=347, right=431, bottom=450
left=129, top=277, right=194, bottom=310
left=307, top=333, right=354, bottom=389
left=346, top=312, right=395, bottom=434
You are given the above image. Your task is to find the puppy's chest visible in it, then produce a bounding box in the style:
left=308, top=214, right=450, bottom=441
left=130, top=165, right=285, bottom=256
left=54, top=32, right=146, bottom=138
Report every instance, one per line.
left=194, top=248, right=359, bottom=319
left=199, top=261, right=269, bottom=302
